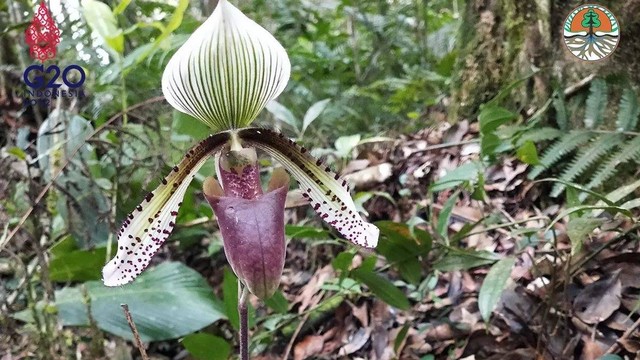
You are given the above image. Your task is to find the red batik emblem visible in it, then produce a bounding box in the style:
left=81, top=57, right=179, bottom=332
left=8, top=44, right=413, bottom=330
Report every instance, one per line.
left=25, top=2, right=61, bottom=62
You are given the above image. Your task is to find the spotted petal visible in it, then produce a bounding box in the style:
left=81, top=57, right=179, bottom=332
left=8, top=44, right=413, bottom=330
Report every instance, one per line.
left=102, top=132, right=231, bottom=286
left=237, top=128, right=379, bottom=248
left=161, top=0, right=291, bottom=131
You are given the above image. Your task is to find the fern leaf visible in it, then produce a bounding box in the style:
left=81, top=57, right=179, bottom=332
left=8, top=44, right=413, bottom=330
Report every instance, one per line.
left=553, top=91, right=569, bottom=131
left=616, top=88, right=640, bottom=131
left=584, top=78, right=608, bottom=129
left=586, top=136, right=640, bottom=189
left=528, top=130, right=594, bottom=180
left=516, top=127, right=562, bottom=147
left=550, top=133, right=624, bottom=197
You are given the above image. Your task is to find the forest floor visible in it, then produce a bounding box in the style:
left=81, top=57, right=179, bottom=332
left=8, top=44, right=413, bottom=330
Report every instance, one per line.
left=2, top=116, right=640, bottom=360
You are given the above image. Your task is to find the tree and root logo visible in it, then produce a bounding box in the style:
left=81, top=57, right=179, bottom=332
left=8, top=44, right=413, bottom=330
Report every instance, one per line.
left=21, top=1, right=86, bottom=108
left=563, top=4, right=620, bottom=61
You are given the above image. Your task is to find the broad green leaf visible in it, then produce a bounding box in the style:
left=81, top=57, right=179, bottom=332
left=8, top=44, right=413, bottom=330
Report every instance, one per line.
left=481, top=133, right=502, bottom=158
left=182, top=333, right=231, bottom=360
left=223, top=267, right=239, bottom=330
left=172, top=111, right=212, bottom=140
left=334, top=134, right=362, bottom=158
left=53, top=262, right=225, bottom=341
left=49, top=247, right=112, bottom=282
left=478, top=106, right=516, bottom=134
left=266, top=100, right=298, bottom=130
left=352, top=267, right=410, bottom=310
left=516, top=141, right=540, bottom=165
left=81, top=0, right=124, bottom=54
left=430, top=162, right=482, bottom=192
left=478, top=257, right=515, bottom=322
left=434, top=249, right=500, bottom=272
left=567, top=217, right=605, bottom=255
left=264, top=290, right=289, bottom=314
left=302, top=98, right=331, bottom=135
left=332, top=251, right=355, bottom=273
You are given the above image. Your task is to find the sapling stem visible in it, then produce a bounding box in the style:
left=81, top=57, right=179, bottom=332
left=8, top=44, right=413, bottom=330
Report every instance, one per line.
left=238, top=283, right=249, bottom=360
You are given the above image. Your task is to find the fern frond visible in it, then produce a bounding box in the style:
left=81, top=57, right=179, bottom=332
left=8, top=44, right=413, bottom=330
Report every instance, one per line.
left=528, top=130, right=594, bottom=180
left=586, top=136, right=640, bottom=189
left=553, top=91, right=568, bottom=131
left=550, top=133, right=624, bottom=197
left=616, top=88, right=640, bottom=131
left=584, top=78, right=608, bottom=129
left=516, top=127, right=562, bottom=147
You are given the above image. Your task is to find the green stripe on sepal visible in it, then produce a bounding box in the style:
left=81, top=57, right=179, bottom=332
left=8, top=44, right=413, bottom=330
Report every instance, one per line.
left=161, top=0, right=290, bottom=131
left=238, top=128, right=379, bottom=248
left=102, top=132, right=231, bottom=286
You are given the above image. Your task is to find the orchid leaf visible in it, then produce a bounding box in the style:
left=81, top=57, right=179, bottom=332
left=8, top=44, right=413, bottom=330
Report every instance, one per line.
left=238, top=128, right=379, bottom=248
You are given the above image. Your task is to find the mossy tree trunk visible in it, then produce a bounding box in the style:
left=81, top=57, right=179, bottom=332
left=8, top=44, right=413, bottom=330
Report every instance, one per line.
left=450, top=0, right=640, bottom=121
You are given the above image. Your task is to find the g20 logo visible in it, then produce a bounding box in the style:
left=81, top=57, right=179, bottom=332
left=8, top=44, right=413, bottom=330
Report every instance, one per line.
left=23, top=64, right=86, bottom=89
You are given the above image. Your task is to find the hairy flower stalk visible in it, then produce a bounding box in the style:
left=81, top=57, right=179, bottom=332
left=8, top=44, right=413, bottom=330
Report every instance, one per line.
left=102, top=0, right=379, bottom=356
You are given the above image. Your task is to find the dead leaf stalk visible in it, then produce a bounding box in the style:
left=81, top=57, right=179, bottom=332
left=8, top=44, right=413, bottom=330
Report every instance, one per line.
left=121, top=304, right=149, bottom=360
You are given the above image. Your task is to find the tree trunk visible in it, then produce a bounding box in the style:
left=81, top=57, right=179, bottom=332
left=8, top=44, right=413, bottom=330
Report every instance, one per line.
left=449, top=0, right=640, bottom=121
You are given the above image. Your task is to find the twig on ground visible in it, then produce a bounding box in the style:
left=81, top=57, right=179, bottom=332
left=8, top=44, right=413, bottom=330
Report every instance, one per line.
left=604, top=316, right=640, bottom=355
left=121, top=304, right=149, bottom=360
left=282, top=311, right=311, bottom=360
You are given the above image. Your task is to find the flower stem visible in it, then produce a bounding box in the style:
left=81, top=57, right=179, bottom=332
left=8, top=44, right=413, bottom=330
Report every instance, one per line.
left=238, top=283, right=249, bottom=360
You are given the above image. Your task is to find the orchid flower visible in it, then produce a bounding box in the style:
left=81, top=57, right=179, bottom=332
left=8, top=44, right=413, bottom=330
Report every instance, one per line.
left=102, top=0, right=379, bottom=299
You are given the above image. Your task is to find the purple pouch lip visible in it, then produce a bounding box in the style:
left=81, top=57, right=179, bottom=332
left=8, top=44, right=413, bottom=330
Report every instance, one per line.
left=204, top=164, right=290, bottom=299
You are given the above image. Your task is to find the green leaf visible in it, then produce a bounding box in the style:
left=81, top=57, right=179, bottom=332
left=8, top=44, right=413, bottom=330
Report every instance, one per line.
left=516, top=141, right=540, bottom=165
left=264, top=290, right=289, bottom=314
left=430, top=162, right=482, bottom=192
left=597, top=355, right=623, bottom=360
left=567, top=217, right=605, bottom=255
left=481, top=133, right=502, bottom=158
left=53, top=262, right=225, bottom=341
left=172, top=111, right=212, bottom=140
left=302, top=98, right=331, bottom=135
left=49, top=247, right=113, bottom=282
left=266, top=100, right=298, bottom=131
left=374, top=221, right=431, bottom=284
left=182, top=333, right=231, bottom=360
left=552, top=91, right=568, bottom=131
left=6, top=146, right=26, bottom=160
left=478, top=257, right=515, bottom=322
left=81, top=0, right=124, bottom=54
left=393, top=324, right=410, bottom=353
left=332, top=251, right=355, bottom=273
left=285, top=225, right=330, bottom=240
left=351, top=267, right=410, bottom=310
left=434, top=249, right=500, bottom=272
left=334, top=134, right=362, bottom=158
left=584, top=78, right=607, bottom=129
left=616, top=88, right=640, bottom=131
left=478, top=106, right=516, bottom=134
left=223, top=267, right=239, bottom=330
left=437, top=190, right=460, bottom=239
left=112, top=0, right=132, bottom=15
